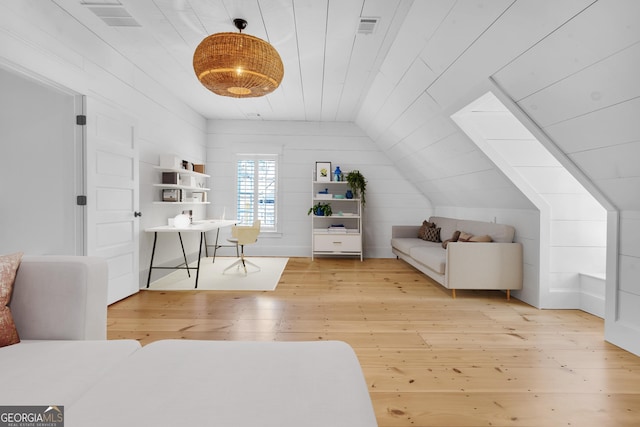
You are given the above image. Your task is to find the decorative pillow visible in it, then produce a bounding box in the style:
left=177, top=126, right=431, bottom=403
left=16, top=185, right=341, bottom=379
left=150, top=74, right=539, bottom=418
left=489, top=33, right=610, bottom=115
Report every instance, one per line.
left=423, top=227, right=441, bottom=242
left=0, top=252, right=23, bottom=348
left=469, top=234, right=493, bottom=242
left=458, top=232, right=493, bottom=243
left=417, top=220, right=435, bottom=240
left=458, top=231, right=474, bottom=242
left=442, top=230, right=461, bottom=249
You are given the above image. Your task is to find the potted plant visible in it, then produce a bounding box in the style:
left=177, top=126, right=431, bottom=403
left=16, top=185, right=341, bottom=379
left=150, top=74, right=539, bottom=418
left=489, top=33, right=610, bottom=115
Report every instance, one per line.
left=308, top=202, right=332, bottom=216
left=345, top=170, right=367, bottom=206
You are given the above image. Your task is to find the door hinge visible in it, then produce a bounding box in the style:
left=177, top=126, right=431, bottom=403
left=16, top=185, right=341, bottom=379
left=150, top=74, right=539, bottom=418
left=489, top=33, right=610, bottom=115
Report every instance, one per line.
left=76, top=115, right=87, bottom=125
left=77, top=195, right=87, bottom=206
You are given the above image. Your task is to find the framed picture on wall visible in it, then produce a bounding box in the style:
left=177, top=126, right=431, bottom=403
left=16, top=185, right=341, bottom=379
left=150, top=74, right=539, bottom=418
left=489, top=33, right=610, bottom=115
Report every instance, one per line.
left=316, top=161, right=331, bottom=182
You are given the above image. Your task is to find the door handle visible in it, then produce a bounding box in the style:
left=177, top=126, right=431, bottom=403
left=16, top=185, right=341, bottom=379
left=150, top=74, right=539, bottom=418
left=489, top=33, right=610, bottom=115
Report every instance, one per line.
left=134, top=211, right=142, bottom=217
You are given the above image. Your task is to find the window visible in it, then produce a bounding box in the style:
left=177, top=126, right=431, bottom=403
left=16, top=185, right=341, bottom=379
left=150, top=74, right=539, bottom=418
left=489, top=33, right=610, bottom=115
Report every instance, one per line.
left=236, top=155, right=277, bottom=230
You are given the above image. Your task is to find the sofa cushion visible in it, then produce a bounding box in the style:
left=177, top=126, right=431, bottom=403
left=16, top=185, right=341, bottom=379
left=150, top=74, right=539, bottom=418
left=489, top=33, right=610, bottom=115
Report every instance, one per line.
left=417, top=220, right=435, bottom=240
left=458, top=231, right=473, bottom=242
left=423, top=227, right=441, bottom=242
left=458, top=232, right=493, bottom=243
left=0, top=252, right=22, bottom=348
left=469, top=234, right=493, bottom=242
left=409, top=243, right=446, bottom=274
left=442, top=230, right=461, bottom=249
left=431, top=217, right=458, bottom=242
left=11, top=256, right=108, bottom=340
left=391, top=237, right=430, bottom=255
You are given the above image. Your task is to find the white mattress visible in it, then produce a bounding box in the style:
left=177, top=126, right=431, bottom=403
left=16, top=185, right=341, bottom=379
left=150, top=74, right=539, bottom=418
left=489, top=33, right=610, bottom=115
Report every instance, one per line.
left=67, top=340, right=377, bottom=427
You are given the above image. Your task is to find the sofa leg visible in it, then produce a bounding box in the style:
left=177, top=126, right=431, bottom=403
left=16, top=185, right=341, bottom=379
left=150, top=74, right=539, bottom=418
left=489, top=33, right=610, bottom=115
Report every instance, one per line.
left=506, top=289, right=510, bottom=301
left=451, top=289, right=456, bottom=299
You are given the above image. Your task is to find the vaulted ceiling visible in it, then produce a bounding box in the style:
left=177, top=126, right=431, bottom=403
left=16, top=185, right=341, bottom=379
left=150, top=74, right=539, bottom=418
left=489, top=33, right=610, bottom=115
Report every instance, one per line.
left=354, top=0, right=640, bottom=210
left=10, top=0, right=640, bottom=211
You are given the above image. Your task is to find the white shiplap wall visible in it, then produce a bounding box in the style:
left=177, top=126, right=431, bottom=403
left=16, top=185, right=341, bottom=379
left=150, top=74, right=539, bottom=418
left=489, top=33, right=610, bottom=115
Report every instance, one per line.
left=206, top=120, right=432, bottom=258
left=0, top=1, right=208, bottom=288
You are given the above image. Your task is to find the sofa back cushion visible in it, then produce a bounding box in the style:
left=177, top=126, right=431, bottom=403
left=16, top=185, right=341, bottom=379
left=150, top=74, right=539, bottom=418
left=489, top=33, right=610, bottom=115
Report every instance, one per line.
left=431, top=217, right=459, bottom=242
left=11, top=256, right=108, bottom=340
left=430, top=217, right=515, bottom=243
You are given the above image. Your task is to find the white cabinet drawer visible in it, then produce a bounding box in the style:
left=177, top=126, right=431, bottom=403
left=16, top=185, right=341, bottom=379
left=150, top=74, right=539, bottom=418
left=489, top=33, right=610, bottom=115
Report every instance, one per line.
left=314, top=234, right=361, bottom=252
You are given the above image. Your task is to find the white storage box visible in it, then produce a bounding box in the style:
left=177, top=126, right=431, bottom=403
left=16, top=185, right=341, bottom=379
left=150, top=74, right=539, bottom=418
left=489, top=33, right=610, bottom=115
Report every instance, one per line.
left=160, top=154, right=182, bottom=169
left=316, top=193, right=333, bottom=200
left=179, top=175, right=196, bottom=187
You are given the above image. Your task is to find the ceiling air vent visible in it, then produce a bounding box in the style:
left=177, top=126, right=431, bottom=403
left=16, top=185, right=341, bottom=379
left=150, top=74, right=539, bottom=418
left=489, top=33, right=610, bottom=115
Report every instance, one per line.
left=357, top=17, right=379, bottom=35
left=83, top=2, right=141, bottom=27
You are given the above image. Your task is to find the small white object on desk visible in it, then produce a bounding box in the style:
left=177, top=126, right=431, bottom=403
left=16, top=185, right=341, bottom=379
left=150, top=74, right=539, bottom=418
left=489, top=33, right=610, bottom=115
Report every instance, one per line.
left=173, top=214, right=191, bottom=228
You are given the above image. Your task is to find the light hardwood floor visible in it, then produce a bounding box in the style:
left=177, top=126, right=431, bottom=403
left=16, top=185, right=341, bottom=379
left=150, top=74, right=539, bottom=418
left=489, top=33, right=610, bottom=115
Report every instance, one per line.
left=108, top=257, right=640, bottom=426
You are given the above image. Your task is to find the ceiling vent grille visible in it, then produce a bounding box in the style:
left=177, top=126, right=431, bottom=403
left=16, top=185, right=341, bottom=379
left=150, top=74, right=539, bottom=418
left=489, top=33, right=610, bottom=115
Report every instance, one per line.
left=357, top=17, right=379, bottom=35
left=83, top=2, right=141, bottom=27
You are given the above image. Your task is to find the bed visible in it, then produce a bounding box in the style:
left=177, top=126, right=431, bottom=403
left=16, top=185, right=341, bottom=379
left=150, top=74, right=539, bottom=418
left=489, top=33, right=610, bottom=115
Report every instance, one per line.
left=67, top=340, right=378, bottom=426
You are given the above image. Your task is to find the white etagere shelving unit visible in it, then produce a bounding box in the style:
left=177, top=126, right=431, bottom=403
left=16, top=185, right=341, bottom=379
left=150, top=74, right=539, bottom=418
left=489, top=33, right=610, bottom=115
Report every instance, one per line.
left=152, top=165, right=210, bottom=205
left=311, top=171, right=363, bottom=261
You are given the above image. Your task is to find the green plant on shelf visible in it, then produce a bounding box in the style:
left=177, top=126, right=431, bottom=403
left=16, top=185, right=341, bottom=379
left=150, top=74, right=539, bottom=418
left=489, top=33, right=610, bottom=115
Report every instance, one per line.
left=345, top=170, right=367, bottom=206
left=308, top=202, right=332, bottom=217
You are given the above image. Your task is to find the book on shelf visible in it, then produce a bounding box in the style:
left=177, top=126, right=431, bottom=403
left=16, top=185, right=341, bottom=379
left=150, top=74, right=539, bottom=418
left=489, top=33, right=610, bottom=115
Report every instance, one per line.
left=314, top=227, right=359, bottom=234
left=327, top=225, right=347, bottom=233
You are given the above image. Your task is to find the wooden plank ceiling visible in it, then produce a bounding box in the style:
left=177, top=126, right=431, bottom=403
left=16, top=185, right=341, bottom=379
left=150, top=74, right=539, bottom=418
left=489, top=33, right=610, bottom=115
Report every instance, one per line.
left=51, top=0, right=411, bottom=122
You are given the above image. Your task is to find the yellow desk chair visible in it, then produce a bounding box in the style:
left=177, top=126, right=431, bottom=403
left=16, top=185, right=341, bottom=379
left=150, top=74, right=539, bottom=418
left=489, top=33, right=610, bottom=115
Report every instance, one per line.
left=223, top=220, right=261, bottom=275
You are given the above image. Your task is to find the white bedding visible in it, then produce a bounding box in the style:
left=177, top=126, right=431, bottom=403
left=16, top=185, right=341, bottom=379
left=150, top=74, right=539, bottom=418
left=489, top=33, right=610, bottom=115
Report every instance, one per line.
left=67, top=340, right=377, bottom=427
left=0, top=340, right=141, bottom=406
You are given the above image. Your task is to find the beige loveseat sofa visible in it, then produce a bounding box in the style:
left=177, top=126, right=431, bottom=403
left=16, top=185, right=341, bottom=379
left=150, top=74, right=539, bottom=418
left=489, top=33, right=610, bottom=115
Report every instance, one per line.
left=1, top=256, right=376, bottom=426
left=391, top=216, right=523, bottom=299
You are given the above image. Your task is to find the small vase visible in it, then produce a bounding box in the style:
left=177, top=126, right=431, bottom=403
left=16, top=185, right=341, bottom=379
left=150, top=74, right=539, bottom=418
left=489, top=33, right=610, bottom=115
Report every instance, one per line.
left=345, top=190, right=353, bottom=199
left=333, top=166, right=342, bottom=182
left=315, top=207, right=324, bottom=216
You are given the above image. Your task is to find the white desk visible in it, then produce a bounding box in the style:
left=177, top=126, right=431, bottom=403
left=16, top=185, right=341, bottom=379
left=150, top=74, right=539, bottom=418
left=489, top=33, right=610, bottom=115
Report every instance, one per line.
left=145, top=219, right=236, bottom=288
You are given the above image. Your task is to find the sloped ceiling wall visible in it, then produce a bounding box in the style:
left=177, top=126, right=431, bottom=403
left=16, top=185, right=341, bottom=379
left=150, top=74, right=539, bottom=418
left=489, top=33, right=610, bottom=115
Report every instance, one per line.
left=356, top=0, right=639, bottom=212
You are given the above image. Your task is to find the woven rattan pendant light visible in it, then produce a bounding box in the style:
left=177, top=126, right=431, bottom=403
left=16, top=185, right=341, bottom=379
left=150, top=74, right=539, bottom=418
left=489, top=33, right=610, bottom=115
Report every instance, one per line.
left=193, top=18, right=284, bottom=98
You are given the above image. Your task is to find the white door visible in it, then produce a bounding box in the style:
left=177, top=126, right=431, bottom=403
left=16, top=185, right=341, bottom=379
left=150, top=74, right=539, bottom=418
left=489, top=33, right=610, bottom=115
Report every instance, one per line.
left=85, top=96, right=140, bottom=304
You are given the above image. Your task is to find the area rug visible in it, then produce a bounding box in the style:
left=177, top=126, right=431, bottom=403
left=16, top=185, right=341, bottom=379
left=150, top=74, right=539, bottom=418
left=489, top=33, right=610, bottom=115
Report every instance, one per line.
left=146, top=257, right=289, bottom=291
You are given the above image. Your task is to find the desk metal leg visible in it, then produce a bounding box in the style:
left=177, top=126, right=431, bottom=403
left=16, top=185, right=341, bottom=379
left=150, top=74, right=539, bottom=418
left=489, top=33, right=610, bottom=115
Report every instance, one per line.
left=212, top=228, right=221, bottom=263
left=178, top=232, right=190, bottom=277
left=146, top=232, right=158, bottom=288
left=195, top=232, right=204, bottom=288
left=203, top=233, right=209, bottom=257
